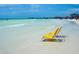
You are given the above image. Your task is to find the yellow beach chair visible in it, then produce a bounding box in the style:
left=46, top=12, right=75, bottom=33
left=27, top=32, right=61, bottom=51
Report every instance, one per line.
left=42, top=27, right=62, bottom=41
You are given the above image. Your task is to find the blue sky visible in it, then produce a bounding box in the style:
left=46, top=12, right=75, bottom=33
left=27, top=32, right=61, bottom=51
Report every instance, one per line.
left=0, top=4, right=79, bottom=18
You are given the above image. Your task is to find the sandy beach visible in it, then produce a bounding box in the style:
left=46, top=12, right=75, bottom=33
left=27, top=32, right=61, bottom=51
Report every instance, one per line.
left=75, top=20, right=79, bottom=25
left=0, top=19, right=79, bottom=54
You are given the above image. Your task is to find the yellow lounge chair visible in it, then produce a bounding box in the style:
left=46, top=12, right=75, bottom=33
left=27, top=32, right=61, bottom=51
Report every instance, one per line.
left=42, top=27, right=62, bottom=41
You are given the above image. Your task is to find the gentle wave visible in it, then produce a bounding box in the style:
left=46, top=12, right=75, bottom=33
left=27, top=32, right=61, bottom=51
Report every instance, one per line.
left=0, top=24, right=25, bottom=29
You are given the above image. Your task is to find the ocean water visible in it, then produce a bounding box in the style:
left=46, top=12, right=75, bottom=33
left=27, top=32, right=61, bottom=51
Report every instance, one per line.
left=0, top=19, right=79, bottom=54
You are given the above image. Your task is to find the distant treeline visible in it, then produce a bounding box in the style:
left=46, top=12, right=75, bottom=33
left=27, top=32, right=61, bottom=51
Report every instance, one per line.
left=54, top=13, right=79, bottom=20
left=0, top=13, right=79, bottom=20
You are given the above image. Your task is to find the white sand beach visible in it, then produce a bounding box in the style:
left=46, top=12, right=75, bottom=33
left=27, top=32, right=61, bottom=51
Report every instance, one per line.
left=0, top=19, right=79, bottom=54
left=75, top=19, right=79, bottom=25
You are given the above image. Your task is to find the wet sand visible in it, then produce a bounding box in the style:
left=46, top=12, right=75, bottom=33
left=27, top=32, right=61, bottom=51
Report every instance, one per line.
left=0, top=19, right=79, bottom=54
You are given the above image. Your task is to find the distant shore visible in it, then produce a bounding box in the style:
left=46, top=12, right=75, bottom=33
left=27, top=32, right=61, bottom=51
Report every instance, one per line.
left=0, top=13, right=79, bottom=20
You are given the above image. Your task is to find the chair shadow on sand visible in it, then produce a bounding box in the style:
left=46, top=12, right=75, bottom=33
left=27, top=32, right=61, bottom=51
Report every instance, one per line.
left=42, top=35, right=66, bottom=42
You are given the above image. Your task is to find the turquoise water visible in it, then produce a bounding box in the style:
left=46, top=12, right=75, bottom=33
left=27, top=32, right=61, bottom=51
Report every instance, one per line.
left=0, top=19, right=63, bottom=31
left=0, top=19, right=79, bottom=54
